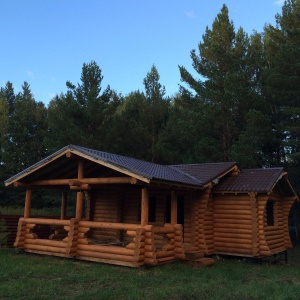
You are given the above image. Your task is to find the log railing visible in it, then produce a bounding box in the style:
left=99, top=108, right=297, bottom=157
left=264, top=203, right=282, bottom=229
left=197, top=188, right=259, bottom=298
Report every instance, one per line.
left=76, top=221, right=145, bottom=267
left=143, top=224, right=184, bottom=265
left=14, top=218, right=77, bottom=258
left=14, top=218, right=185, bottom=266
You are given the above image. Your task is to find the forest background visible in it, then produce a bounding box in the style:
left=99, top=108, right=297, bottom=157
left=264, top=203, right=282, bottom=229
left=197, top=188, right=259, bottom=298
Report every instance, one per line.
left=0, top=1, right=300, bottom=208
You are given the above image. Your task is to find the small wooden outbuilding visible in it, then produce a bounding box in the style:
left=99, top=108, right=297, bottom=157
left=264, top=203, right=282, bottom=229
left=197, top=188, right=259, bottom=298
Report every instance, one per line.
left=4, top=145, right=298, bottom=267
left=211, top=168, right=297, bottom=257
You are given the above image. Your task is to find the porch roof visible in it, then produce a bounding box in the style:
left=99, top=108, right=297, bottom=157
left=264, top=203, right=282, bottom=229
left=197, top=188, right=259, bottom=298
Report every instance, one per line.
left=4, top=145, right=204, bottom=188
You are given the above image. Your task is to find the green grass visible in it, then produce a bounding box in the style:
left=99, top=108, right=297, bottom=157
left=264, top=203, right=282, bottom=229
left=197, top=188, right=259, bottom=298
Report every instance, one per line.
left=1, top=248, right=300, bottom=300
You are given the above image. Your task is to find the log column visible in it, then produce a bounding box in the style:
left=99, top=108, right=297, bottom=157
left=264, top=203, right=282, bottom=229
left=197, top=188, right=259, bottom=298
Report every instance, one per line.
left=24, top=189, right=32, bottom=218
left=76, top=160, right=84, bottom=219
left=141, top=187, right=149, bottom=226
left=171, top=191, right=177, bottom=225
left=61, top=191, right=68, bottom=220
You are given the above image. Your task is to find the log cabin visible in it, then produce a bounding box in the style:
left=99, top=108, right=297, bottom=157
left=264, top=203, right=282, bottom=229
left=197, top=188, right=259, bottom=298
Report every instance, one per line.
left=4, top=145, right=298, bottom=267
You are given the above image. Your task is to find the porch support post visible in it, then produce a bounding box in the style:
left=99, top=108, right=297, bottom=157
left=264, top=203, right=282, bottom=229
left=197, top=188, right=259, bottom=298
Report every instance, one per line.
left=61, top=191, right=68, bottom=220
left=24, top=189, right=32, bottom=218
left=75, top=160, right=84, bottom=220
left=171, top=191, right=177, bottom=225
left=141, top=187, right=149, bottom=226
left=76, top=192, right=84, bottom=219
left=78, top=160, right=84, bottom=179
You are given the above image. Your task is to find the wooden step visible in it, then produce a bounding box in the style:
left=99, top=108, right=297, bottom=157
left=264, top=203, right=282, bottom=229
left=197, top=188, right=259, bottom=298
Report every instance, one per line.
left=182, top=257, right=215, bottom=268
left=185, top=251, right=204, bottom=260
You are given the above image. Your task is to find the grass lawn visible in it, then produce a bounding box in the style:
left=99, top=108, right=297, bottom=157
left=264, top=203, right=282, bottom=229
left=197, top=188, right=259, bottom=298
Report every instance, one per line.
left=1, top=247, right=300, bottom=300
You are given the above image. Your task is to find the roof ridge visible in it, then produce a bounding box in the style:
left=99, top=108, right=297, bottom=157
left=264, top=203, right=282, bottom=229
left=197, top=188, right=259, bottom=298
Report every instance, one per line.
left=242, top=167, right=284, bottom=171
left=170, top=162, right=236, bottom=167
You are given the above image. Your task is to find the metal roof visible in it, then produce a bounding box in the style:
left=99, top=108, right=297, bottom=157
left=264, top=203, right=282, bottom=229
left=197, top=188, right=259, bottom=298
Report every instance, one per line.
left=212, top=168, right=285, bottom=193
left=5, top=145, right=295, bottom=196
left=5, top=145, right=203, bottom=188
left=72, top=145, right=202, bottom=186
left=170, top=162, right=237, bottom=185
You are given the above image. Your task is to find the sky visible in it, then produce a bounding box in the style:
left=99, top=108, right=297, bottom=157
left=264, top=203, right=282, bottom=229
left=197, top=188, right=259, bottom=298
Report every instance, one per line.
left=0, top=0, right=285, bottom=106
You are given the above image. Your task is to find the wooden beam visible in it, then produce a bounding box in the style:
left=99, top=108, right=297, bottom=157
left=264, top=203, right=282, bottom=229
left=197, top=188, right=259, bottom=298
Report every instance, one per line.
left=171, top=191, right=177, bottom=225
left=78, top=160, right=84, bottom=179
left=141, top=187, right=149, bottom=226
left=28, top=179, right=70, bottom=185
left=14, top=182, right=29, bottom=188
left=25, top=177, right=138, bottom=187
left=70, top=184, right=91, bottom=191
left=24, top=190, right=32, bottom=218
left=66, top=151, right=73, bottom=158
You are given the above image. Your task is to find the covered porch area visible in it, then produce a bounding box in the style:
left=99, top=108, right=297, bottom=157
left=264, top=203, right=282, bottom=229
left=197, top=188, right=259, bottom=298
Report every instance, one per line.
left=14, top=185, right=185, bottom=267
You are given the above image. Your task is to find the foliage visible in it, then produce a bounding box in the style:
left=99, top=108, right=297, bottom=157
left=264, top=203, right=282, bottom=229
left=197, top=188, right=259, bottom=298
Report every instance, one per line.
left=1, top=2, right=300, bottom=206
left=179, top=5, right=266, bottom=161
left=1, top=249, right=300, bottom=299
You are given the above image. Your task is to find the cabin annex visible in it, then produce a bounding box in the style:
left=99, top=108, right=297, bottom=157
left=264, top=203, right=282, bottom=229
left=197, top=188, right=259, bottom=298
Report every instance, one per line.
left=4, top=145, right=298, bottom=267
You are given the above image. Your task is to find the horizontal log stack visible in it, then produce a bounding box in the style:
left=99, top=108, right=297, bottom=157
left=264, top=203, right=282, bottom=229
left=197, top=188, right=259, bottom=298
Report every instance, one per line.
left=213, top=195, right=256, bottom=256
left=143, top=224, right=184, bottom=265
left=282, top=196, right=297, bottom=249
left=183, top=196, right=197, bottom=252
left=203, top=197, right=214, bottom=255
left=18, top=218, right=74, bottom=258
left=76, top=221, right=145, bottom=267
left=195, top=187, right=211, bottom=255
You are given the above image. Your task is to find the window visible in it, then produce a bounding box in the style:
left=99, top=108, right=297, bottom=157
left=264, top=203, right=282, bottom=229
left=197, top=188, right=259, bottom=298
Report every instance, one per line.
left=266, top=201, right=275, bottom=226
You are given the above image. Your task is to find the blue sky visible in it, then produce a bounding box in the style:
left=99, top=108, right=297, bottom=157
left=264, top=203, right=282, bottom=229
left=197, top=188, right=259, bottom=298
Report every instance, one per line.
left=0, top=0, right=284, bottom=105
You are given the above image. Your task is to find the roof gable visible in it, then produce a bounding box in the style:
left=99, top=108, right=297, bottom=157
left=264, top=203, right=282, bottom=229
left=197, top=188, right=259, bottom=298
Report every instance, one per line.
left=4, top=145, right=203, bottom=188
left=212, top=168, right=296, bottom=195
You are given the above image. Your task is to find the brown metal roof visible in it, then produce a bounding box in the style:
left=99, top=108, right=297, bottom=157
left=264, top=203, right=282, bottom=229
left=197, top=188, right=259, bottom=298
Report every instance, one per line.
left=213, top=168, right=285, bottom=193
left=170, top=162, right=237, bottom=185
left=5, top=145, right=203, bottom=188
left=73, top=145, right=202, bottom=186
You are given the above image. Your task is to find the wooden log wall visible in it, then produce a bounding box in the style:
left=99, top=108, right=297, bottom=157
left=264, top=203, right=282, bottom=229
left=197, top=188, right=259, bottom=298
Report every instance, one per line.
left=203, top=196, right=214, bottom=255
left=250, top=193, right=259, bottom=256
left=148, top=189, right=168, bottom=226
left=282, top=196, right=297, bottom=249
left=89, top=190, right=121, bottom=242
left=257, top=196, right=270, bottom=256
left=213, top=195, right=254, bottom=256
left=76, top=221, right=145, bottom=267
left=182, top=194, right=197, bottom=252
left=195, top=187, right=211, bottom=255
left=263, top=191, right=285, bottom=255
left=121, top=188, right=140, bottom=225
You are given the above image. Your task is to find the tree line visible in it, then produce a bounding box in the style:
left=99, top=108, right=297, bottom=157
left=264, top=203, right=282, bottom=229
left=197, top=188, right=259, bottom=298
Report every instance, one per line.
left=1, top=1, right=299, bottom=207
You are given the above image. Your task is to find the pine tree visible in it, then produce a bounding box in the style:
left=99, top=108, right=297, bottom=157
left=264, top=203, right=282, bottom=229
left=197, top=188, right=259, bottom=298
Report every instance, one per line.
left=179, top=4, right=265, bottom=161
